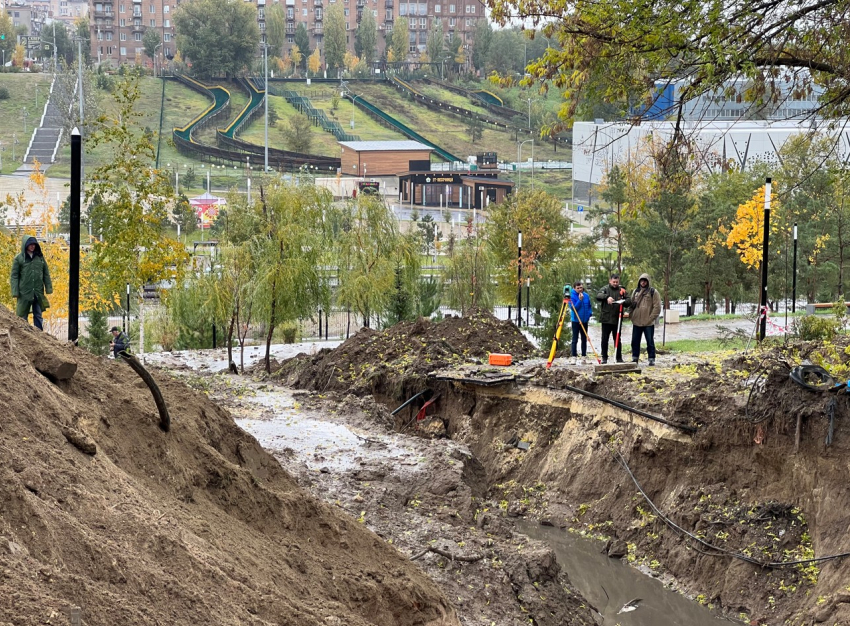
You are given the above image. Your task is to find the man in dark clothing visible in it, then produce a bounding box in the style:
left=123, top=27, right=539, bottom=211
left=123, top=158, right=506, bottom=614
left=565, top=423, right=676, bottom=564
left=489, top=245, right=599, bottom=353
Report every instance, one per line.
left=10, top=235, right=53, bottom=331
left=110, top=326, right=130, bottom=357
left=595, top=273, right=631, bottom=363
left=629, top=273, right=662, bottom=365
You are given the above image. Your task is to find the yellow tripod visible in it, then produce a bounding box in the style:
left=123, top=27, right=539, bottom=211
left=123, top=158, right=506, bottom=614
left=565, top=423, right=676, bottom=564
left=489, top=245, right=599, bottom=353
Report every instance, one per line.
left=546, top=286, right=571, bottom=369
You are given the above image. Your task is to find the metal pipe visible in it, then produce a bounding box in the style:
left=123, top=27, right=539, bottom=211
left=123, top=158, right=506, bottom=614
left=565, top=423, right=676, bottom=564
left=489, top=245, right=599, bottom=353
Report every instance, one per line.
left=759, top=178, right=772, bottom=341
left=68, top=129, right=81, bottom=342
left=792, top=222, right=798, bottom=313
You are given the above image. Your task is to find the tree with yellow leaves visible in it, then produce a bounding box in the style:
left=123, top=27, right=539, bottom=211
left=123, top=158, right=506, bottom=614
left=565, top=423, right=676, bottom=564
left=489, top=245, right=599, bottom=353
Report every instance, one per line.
left=12, top=43, right=24, bottom=68
left=1, top=163, right=111, bottom=335
left=290, top=47, right=302, bottom=76
left=344, top=51, right=359, bottom=74
left=725, top=184, right=782, bottom=270
left=307, top=48, right=321, bottom=77
left=276, top=54, right=292, bottom=76
left=86, top=77, right=188, bottom=354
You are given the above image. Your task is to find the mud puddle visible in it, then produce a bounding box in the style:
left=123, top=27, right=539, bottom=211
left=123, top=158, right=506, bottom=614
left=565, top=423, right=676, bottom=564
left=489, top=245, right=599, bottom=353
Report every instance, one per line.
left=516, top=521, right=729, bottom=626
left=233, top=400, right=414, bottom=473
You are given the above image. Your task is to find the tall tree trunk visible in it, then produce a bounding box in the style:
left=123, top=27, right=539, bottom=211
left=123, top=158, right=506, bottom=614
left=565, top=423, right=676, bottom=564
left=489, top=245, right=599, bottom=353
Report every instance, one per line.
left=265, top=279, right=277, bottom=374
left=616, top=204, right=623, bottom=274
left=227, top=308, right=236, bottom=369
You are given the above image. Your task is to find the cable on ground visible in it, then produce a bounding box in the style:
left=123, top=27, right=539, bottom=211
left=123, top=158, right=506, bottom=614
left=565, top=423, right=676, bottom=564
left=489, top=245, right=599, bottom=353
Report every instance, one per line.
left=608, top=446, right=850, bottom=568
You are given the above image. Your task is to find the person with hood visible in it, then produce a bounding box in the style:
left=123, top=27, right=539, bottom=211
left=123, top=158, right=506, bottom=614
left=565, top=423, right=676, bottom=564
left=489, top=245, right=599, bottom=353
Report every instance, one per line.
left=110, top=326, right=130, bottom=358
left=10, top=235, right=53, bottom=331
left=596, top=273, right=631, bottom=363
left=630, top=273, right=662, bottom=365
left=569, top=281, right=593, bottom=361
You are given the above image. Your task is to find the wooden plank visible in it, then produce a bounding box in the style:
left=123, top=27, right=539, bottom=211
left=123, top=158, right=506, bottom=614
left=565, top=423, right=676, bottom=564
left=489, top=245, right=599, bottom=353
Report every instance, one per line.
left=594, top=363, right=641, bottom=375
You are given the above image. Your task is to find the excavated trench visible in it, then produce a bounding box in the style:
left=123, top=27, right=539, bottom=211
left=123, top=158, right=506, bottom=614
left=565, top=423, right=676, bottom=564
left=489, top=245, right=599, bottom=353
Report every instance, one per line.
left=395, top=371, right=850, bottom=626
left=272, top=313, right=850, bottom=625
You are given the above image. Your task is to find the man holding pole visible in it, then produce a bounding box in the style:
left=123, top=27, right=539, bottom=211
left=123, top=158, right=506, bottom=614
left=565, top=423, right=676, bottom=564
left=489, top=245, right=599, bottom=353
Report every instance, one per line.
left=596, top=273, right=630, bottom=363
left=569, top=281, right=593, bottom=362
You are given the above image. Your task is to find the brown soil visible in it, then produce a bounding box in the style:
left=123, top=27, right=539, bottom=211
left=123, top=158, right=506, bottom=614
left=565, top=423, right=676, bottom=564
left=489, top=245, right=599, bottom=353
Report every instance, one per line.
left=433, top=346, right=850, bottom=626
left=0, top=305, right=459, bottom=626
left=272, top=317, right=850, bottom=626
left=273, top=309, right=537, bottom=400
left=208, top=386, right=599, bottom=626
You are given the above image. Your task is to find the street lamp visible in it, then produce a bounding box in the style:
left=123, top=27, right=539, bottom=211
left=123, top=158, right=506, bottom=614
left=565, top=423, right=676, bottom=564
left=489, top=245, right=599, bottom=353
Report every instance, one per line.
left=22, top=107, right=28, bottom=133
left=518, top=139, right=534, bottom=190
left=153, top=42, right=163, bottom=78
left=261, top=42, right=269, bottom=172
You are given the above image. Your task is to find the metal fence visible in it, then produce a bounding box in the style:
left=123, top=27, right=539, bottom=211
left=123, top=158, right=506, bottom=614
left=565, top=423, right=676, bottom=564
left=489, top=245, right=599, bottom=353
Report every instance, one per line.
left=47, top=299, right=808, bottom=350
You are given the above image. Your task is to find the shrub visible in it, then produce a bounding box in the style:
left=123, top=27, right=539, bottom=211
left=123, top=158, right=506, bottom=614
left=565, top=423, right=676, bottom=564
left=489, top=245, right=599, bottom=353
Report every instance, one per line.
left=276, top=321, right=299, bottom=343
left=144, top=307, right=178, bottom=351
left=795, top=315, right=840, bottom=341
left=0, top=86, right=10, bottom=100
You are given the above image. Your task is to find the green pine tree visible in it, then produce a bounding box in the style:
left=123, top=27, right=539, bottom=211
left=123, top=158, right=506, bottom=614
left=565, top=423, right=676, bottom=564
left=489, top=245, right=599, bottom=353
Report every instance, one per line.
left=81, top=309, right=112, bottom=356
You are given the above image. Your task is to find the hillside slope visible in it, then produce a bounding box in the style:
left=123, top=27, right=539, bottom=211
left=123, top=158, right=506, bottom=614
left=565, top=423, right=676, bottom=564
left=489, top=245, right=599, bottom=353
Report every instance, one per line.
left=0, top=306, right=457, bottom=626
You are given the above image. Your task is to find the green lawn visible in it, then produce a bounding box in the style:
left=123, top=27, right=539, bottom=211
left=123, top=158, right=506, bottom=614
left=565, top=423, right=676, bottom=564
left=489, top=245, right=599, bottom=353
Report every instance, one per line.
left=659, top=338, right=749, bottom=353
left=331, top=82, right=566, bottom=164
left=47, top=76, right=215, bottom=177
left=407, top=81, right=492, bottom=117
left=0, top=73, right=574, bottom=190
left=0, top=73, right=57, bottom=174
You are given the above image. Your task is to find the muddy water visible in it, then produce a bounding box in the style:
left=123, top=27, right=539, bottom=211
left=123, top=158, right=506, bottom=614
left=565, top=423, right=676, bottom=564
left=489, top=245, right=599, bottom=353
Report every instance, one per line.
left=516, top=521, right=724, bottom=626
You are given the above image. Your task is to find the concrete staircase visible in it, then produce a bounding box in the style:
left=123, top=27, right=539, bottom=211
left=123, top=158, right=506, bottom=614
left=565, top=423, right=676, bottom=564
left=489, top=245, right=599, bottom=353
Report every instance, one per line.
left=22, top=77, right=64, bottom=170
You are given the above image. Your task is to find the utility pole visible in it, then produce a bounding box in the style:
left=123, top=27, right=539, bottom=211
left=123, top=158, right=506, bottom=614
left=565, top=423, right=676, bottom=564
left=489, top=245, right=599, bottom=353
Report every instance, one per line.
left=263, top=42, right=269, bottom=172
left=77, top=37, right=83, bottom=126
left=69, top=128, right=82, bottom=342
left=792, top=222, right=798, bottom=313
left=759, top=178, right=772, bottom=342
left=516, top=231, right=522, bottom=326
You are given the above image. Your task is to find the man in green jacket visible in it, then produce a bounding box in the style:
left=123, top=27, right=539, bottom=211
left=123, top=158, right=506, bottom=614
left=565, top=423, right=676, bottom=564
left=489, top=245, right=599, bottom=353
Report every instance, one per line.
left=595, top=273, right=631, bottom=363
left=629, top=273, right=662, bottom=365
left=10, top=235, right=53, bottom=331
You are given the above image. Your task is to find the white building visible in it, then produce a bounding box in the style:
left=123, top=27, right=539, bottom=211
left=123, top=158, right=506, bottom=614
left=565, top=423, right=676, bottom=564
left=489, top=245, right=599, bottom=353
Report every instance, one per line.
left=572, top=119, right=850, bottom=205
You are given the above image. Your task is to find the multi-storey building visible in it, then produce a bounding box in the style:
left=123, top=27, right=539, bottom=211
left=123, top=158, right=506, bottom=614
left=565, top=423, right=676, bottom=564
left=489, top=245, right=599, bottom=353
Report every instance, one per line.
left=89, top=0, right=483, bottom=69
left=89, top=0, right=175, bottom=67
left=6, top=2, right=48, bottom=36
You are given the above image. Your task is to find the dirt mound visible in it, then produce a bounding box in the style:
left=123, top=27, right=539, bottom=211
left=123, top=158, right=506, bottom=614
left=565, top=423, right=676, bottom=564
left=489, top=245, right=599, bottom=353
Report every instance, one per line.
left=274, top=309, right=537, bottom=400
left=0, top=306, right=458, bottom=626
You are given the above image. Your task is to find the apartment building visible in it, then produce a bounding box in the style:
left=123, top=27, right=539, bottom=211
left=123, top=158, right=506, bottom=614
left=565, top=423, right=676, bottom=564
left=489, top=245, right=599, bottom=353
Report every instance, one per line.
left=89, top=0, right=175, bottom=67
left=89, top=0, right=483, bottom=68
left=6, top=2, right=48, bottom=36
left=294, top=0, right=483, bottom=59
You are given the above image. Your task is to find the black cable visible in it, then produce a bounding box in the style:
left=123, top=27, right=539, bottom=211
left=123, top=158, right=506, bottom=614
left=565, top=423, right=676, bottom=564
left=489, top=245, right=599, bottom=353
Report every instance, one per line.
left=826, top=396, right=836, bottom=447
left=391, top=389, right=430, bottom=416
left=562, top=383, right=697, bottom=433
left=609, top=446, right=850, bottom=568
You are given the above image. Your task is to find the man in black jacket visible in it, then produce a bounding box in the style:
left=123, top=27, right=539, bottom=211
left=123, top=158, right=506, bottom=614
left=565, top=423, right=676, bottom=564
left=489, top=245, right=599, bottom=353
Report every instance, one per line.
left=596, top=273, right=631, bottom=363
left=110, top=326, right=130, bottom=358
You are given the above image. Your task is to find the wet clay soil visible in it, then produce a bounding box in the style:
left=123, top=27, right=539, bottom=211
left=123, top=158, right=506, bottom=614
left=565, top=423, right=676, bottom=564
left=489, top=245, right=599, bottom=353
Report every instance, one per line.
left=0, top=306, right=459, bottom=626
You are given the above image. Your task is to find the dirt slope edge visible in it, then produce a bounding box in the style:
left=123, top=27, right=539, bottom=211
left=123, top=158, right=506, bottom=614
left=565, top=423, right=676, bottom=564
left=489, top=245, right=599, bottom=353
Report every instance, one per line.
left=0, top=306, right=458, bottom=626
left=439, top=373, right=850, bottom=626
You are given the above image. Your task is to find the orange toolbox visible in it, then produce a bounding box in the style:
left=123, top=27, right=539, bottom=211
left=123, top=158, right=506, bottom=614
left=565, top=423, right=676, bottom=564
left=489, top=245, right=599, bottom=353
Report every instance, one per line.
left=488, top=353, right=513, bottom=366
